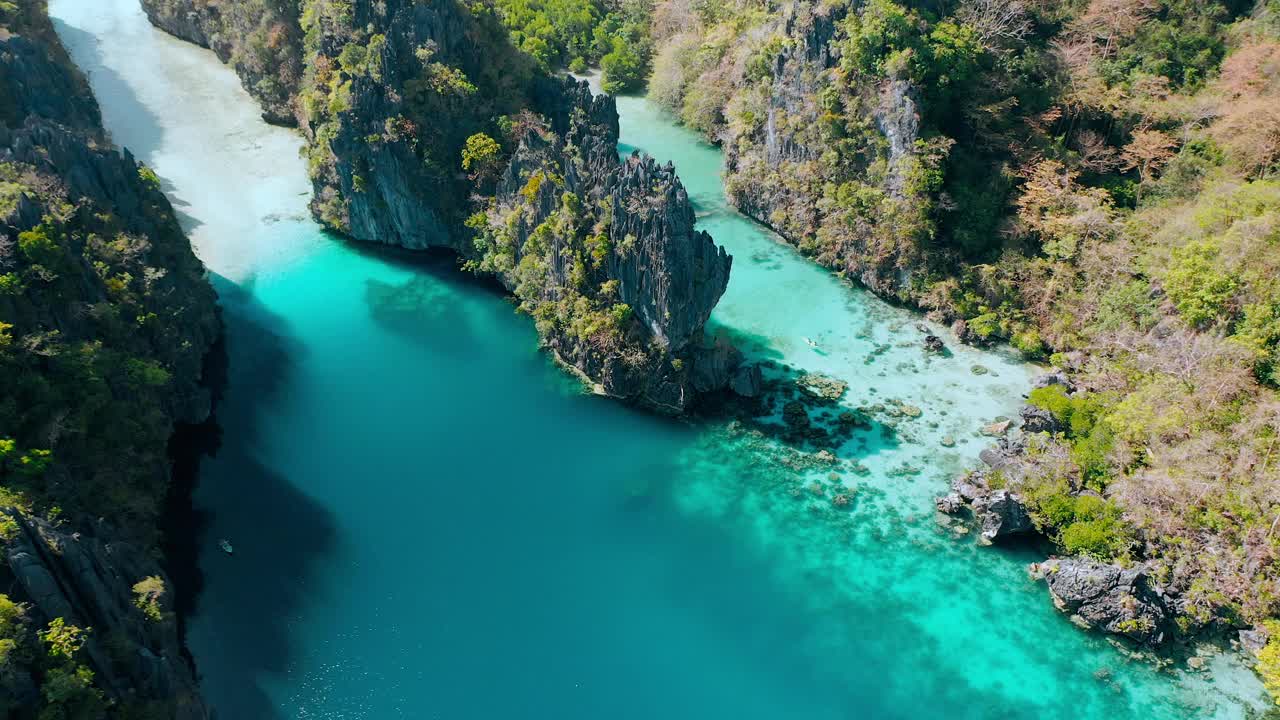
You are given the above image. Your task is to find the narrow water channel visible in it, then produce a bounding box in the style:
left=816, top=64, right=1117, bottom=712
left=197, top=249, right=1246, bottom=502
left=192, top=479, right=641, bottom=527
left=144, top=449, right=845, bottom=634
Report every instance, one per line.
left=51, top=1, right=1267, bottom=718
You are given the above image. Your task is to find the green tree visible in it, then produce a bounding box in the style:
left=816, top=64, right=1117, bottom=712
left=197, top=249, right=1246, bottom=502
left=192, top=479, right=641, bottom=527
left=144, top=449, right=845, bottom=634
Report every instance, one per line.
left=460, top=132, right=502, bottom=179
left=601, top=39, right=645, bottom=93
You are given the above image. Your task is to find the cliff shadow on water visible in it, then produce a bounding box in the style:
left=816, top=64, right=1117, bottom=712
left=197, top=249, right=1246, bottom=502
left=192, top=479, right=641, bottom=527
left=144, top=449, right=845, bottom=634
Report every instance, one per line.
left=338, top=236, right=518, bottom=356
left=178, top=273, right=339, bottom=720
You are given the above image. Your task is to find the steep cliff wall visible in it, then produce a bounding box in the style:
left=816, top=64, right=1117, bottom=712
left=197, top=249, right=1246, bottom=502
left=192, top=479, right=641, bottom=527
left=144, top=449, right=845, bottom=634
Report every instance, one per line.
left=144, top=0, right=742, bottom=411
left=653, top=0, right=939, bottom=302
left=478, top=80, right=736, bottom=411
left=1, top=3, right=217, bottom=715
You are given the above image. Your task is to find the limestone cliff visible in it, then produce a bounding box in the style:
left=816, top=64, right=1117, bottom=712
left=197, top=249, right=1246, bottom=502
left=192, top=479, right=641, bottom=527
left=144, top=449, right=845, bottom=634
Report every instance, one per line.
left=1, top=3, right=217, bottom=715
left=144, top=0, right=741, bottom=411
left=652, top=0, right=934, bottom=302
left=482, top=80, right=735, bottom=411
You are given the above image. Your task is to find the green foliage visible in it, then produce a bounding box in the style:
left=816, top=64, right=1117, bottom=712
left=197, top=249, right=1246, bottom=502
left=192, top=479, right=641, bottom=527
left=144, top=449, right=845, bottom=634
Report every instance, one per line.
left=1260, top=621, right=1280, bottom=706
left=967, top=312, right=1000, bottom=339
left=1011, top=328, right=1046, bottom=359
left=18, top=224, right=64, bottom=272
left=415, top=43, right=478, bottom=97
left=841, top=0, right=921, bottom=79
left=131, top=576, right=165, bottom=622
left=1029, top=487, right=1132, bottom=559
left=1028, top=386, right=1114, bottom=486
left=461, top=132, right=502, bottom=174
left=38, top=664, right=105, bottom=720
left=136, top=166, right=161, bottom=191
left=1164, top=240, right=1239, bottom=327
left=601, top=39, right=646, bottom=93
left=1095, top=0, right=1239, bottom=90
left=38, top=619, right=85, bottom=662
left=494, top=0, right=605, bottom=67
left=0, top=594, right=21, bottom=667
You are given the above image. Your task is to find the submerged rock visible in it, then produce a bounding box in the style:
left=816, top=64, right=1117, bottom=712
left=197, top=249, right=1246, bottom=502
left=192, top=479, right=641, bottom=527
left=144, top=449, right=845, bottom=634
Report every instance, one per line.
left=782, top=401, right=810, bottom=431
left=924, top=334, right=945, bottom=354
left=935, top=493, right=965, bottom=514
left=1032, top=558, right=1171, bottom=645
left=980, top=419, right=1012, bottom=437
left=729, top=363, right=765, bottom=398
left=796, top=373, right=848, bottom=402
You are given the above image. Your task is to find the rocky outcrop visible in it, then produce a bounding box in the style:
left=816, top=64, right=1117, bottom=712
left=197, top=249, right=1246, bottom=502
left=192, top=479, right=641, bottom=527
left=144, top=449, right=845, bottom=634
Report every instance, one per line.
left=2, top=5, right=219, bottom=715
left=1031, top=558, right=1172, bottom=645
left=1019, top=404, right=1061, bottom=434
left=486, top=80, right=737, bottom=412
left=3, top=511, right=208, bottom=718
left=721, top=1, right=926, bottom=299
left=145, top=0, right=740, bottom=412
left=940, top=435, right=1037, bottom=541
left=970, top=489, right=1035, bottom=541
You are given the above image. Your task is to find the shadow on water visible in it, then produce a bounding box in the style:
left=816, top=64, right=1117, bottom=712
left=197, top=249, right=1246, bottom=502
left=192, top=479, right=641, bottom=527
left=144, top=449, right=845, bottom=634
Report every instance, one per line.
left=50, top=19, right=204, bottom=234
left=182, top=273, right=338, bottom=720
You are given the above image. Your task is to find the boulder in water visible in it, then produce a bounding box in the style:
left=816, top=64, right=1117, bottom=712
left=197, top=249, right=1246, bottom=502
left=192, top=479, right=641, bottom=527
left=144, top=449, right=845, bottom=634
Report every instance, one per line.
left=1032, top=558, right=1171, bottom=645
left=782, top=401, right=810, bottom=430
left=970, top=489, right=1034, bottom=540
left=795, top=373, right=848, bottom=402
left=980, top=419, right=1011, bottom=437
left=729, top=363, right=764, bottom=398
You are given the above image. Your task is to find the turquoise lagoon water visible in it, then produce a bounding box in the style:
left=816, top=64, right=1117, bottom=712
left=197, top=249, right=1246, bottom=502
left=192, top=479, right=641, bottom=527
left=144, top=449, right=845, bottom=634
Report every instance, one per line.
left=51, top=2, right=1268, bottom=718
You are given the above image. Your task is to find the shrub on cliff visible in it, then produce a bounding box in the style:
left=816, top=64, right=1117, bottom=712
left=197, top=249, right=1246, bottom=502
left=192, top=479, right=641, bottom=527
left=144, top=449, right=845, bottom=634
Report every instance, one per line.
left=1260, top=622, right=1280, bottom=706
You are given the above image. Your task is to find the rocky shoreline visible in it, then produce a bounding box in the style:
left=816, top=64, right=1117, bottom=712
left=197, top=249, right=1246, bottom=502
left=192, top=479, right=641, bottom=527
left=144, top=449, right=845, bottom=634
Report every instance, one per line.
left=935, top=372, right=1270, bottom=671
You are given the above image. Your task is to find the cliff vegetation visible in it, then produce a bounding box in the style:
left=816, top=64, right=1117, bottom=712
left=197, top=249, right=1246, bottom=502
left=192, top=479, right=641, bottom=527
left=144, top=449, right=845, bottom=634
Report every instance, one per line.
left=643, top=0, right=1280, bottom=695
left=1, top=2, right=219, bottom=716
left=144, top=0, right=745, bottom=412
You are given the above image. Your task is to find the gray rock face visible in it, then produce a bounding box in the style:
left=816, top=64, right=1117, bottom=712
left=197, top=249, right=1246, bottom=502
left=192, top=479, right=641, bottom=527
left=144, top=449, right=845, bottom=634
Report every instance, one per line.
left=0, top=31, right=100, bottom=132
left=874, top=79, right=921, bottom=197
left=144, top=0, right=738, bottom=412
left=2, top=11, right=218, bottom=715
left=1240, top=627, right=1268, bottom=655
left=971, top=489, right=1035, bottom=540
left=489, top=80, right=738, bottom=411
left=722, top=2, right=924, bottom=298
left=1033, top=371, right=1076, bottom=392
left=1020, top=404, right=1061, bottom=434
left=3, top=511, right=209, bottom=719
left=1034, top=558, right=1171, bottom=645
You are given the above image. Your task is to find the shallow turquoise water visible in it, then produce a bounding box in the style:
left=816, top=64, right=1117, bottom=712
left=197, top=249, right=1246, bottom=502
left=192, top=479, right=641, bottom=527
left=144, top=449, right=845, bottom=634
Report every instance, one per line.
left=52, top=2, right=1267, bottom=718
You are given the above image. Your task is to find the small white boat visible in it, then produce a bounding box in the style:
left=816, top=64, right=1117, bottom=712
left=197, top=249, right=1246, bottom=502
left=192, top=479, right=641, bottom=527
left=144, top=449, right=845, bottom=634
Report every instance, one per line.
left=803, top=337, right=818, bottom=348
left=218, top=538, right=234, bottom=555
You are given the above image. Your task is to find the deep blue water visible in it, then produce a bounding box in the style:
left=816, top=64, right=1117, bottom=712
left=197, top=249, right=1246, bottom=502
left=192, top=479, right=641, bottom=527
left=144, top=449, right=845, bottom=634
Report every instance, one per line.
left=51, top=2, right=1268, bottom=718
